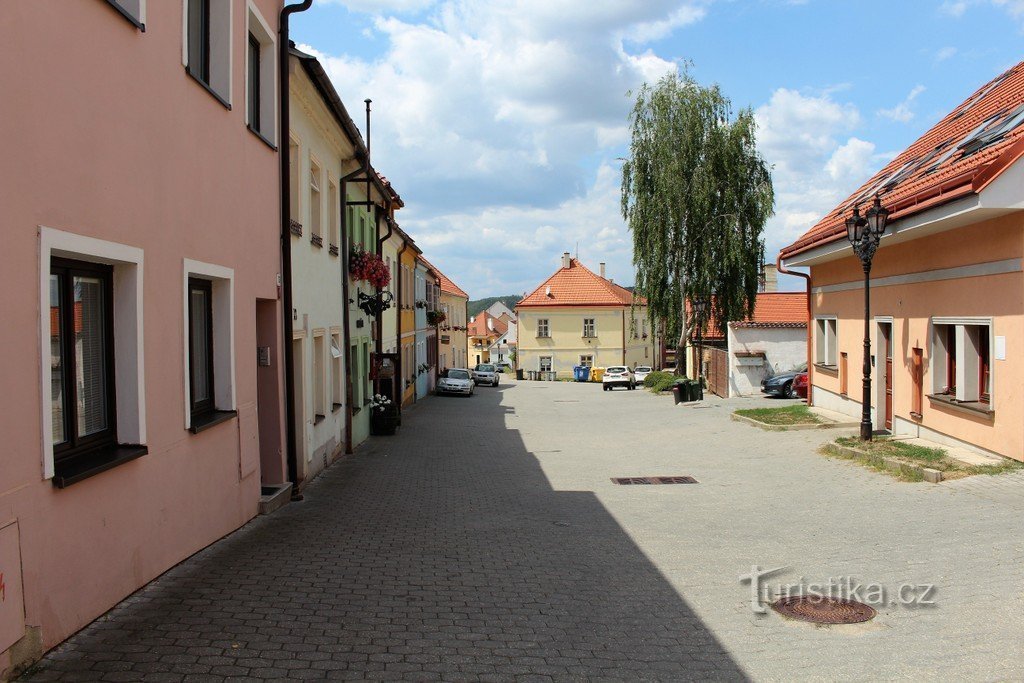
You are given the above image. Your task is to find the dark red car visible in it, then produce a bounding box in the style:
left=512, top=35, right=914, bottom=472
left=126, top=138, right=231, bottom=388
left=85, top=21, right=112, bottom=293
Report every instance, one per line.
left=793, top=372, right=809, bottom=400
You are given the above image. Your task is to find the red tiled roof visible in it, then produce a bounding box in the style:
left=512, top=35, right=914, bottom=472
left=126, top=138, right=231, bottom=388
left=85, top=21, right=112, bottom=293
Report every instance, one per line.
left=418, top=256, right=468, bottom=299
left=781, top=61, right=1024, bottom=259
left=688, top=292, right=807, bottom=338
left=467, top=311, right=507, bottom=337
left=516, top=259, right=641, bottom=308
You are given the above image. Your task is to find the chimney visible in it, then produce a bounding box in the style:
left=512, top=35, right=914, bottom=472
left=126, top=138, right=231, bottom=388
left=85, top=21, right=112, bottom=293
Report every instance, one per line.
left=760, top=263, right=778, bottom=293
left=545, top=285, right=552, bottom=298
left=600, top=262, right=606, bottom=279
left=562, top=252, right=571, bottom=269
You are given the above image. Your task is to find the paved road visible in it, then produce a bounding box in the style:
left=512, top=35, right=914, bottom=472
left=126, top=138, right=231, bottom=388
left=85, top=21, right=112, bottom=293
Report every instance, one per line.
left=24, top=379, right=1024, bottom=681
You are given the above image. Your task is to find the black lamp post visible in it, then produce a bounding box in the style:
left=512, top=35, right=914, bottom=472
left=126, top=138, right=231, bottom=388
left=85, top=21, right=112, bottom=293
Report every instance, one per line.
left=845, top=194, right=890, bottom=441
left=693, top=298, right=709, bottom=400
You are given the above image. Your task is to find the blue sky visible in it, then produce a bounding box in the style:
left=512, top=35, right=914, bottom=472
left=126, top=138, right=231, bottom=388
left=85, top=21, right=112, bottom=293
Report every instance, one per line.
left=291, top=0, right=1023, bottom=297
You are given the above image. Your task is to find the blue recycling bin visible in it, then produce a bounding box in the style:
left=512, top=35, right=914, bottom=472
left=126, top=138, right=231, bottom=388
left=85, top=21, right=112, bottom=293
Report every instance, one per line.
left=574, top=366, right=591, bottom=382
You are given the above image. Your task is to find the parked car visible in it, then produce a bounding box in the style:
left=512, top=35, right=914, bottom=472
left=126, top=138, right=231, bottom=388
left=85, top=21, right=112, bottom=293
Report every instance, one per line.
left=437, top=368, right=474, bottom=396
left=472, top=363, right=500, bottom=386
left=793, top=372, right=809, bottom=400
left=761, top=363, right=808, bottom=398
left=602, top=366, right=636, bottom=391
left=494, top=362, right=513, bottom=373
left=634, top=365, right=653, bottom=384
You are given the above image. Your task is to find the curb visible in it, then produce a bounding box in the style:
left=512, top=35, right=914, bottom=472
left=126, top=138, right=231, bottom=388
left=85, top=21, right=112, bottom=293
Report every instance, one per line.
left=823, top=444, right=944, bottom=483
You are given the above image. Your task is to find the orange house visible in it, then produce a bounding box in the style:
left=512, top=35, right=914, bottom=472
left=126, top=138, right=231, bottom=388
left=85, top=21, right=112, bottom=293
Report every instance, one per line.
left=780, top=62, right=1024, bottom=462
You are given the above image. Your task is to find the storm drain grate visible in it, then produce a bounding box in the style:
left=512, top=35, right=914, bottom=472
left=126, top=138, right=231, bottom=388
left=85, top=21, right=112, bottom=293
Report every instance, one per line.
left=771, top=596, right=876, bottom=624
left=611, top=476, right=698, bottom=485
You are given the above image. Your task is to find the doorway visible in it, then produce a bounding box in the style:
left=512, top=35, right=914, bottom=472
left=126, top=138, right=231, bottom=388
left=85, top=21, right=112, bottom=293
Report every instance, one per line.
left=879, top=322, right=893, bottom=431
left=292, top=337, right=306, bottom=478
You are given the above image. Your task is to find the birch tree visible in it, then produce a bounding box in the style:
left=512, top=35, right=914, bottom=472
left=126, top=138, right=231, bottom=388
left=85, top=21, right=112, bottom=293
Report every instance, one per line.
left=621, top=69, right=773, bottom=375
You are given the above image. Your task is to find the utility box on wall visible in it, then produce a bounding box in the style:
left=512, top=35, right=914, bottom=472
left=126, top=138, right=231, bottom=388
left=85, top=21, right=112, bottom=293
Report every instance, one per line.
left=0, top=521, right=25, bottom=656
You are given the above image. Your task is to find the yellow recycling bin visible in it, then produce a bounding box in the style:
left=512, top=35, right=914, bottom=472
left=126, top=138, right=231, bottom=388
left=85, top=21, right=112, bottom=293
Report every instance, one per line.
left=591, top=367, right=605, bottom=382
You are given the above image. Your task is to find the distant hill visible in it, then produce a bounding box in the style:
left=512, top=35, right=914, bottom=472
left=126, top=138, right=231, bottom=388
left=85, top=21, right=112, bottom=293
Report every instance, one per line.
left=468, top=295, right=521, bottom=318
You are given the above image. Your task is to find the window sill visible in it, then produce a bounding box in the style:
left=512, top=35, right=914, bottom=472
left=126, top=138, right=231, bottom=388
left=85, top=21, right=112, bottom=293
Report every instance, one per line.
left=311, top=234, right=323, bottom=248
left=184, top=67, right=231, bottom=110
left=332, top=403, right=343, bottom=413
left=329, top=244, right=339, bottom=256
left=247, top=124, right=277, bottom=151
left=53, top=444, right=148, bottom=489
left=290, top=220, right=303, bottom=237
left=814, top=363, right=838, bottom=374
left=927, top=394, right=994, bottom=418
left=314, top=413, right=326, bottom=425
left=104, top=0, right=145, bottom=30
left=189, top=409, right=238, bottom=434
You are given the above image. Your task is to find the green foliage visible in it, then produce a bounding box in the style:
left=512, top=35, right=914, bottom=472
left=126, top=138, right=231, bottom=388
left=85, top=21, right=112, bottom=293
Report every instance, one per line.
left=621, top=68, right=774, bottom=362
left=644, top=371, right=681, bottom=393
left=735, top=405, right=821, bottom=425
left=468, top=296, right=520, bottom=318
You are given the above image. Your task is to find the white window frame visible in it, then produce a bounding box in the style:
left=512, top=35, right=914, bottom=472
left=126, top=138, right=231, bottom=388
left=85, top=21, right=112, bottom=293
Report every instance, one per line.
left=579, top=355, right=594, bottom=368
left=182, top=259, right=236, bottom=430
left=182, top=0, right=233, bottom=105
left=814, top=316, right=838, bottom=367
left=583, top=318, right=596, bottom=338
left=930, top=317, right=994, bottom=406
left=245, top=0, right=277, bottom=143
left=330, top=330, right=343, bottom=409
left=537, top=318, right=549, bottom=338
left=106, top=0, right=146, bottom=29
left=539, top=356, right=552, bottom=372
left=309, top=155, right=323, bottom=240
left=39, top=227, right=146, bottom=480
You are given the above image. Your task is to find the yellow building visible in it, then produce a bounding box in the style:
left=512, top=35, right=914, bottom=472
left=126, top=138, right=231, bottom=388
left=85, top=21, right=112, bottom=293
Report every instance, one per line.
left=516, top=254, right=658, bottom=378
left=467, top=311, right=506, bottom=367
left=398, top=238, right=420, bottom=406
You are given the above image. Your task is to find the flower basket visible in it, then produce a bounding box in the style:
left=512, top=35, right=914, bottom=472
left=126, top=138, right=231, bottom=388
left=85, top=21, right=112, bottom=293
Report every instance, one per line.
left=349, top=247, right=391, bottom=289
left=426, top=310, right=447, bottom=326
left=369, top=395, right=399, bottom=436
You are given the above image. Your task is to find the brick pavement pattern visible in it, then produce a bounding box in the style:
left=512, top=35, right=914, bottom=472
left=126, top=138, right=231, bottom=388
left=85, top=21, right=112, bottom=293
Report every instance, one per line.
left=22, top=379, right=1024, bottom=681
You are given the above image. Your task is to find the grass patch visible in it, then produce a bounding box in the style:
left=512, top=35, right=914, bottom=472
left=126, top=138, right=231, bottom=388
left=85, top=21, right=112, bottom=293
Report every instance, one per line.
left=824, top=436, right=1024, bottom=480
left=734, top=405, right=821, bottom=426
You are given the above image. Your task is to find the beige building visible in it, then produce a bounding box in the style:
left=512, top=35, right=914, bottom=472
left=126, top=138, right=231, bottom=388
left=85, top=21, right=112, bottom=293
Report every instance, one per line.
left=516, top=254, right=657, bottom=378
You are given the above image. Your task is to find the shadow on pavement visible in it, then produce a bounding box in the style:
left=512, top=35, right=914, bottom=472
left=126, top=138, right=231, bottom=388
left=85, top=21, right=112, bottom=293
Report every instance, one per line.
left=24, top=384, right=747, bottom=681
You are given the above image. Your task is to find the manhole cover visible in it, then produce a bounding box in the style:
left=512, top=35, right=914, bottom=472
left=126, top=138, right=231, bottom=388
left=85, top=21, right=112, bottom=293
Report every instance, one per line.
left=771, top=596, right=876, bottom=624
left=611, top=476, right=698, bottom=485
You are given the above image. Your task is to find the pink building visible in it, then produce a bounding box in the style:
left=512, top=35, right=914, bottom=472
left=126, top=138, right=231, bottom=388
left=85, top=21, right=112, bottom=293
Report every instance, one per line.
left=0, top=0, right=288, bottom=675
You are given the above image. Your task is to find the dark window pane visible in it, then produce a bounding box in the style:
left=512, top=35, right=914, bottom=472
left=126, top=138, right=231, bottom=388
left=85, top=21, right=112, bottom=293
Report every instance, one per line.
left=190, top=287, right=211, bottom=403
left=187, top=0, right=209, bottom=83
left=248, top=33, right=261, bottom=131
left=50, top=274, right=66, bottom=445
left=75, top=276, right=108, bottom=437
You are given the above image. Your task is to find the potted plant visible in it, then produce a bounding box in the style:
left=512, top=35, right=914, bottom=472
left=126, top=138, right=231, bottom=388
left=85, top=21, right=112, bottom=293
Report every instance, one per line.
left=369, top=394, right=399, bottom=435
left=427, top=309, right=447, bottom=326
left=349, top=247, right=391, bottom=289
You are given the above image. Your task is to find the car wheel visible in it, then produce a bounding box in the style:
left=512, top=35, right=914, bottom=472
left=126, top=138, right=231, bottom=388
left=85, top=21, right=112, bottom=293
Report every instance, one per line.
left=784, top=382, right=796, bottom=399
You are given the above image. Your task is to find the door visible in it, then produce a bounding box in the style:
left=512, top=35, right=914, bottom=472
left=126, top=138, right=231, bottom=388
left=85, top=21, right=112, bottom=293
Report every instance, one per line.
left=881, top=323, right=893, bottom=431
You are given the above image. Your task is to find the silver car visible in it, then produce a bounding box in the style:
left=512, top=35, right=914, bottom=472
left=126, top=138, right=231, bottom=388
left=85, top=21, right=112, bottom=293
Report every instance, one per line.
left=437, top=368, right=474, bottom=396
left=472, top=363, right=500, bottom=386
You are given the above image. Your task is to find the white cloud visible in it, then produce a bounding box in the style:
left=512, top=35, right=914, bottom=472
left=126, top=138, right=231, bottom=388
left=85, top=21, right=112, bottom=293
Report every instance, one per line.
left=940, top=0, right=1024, bottom=22
left=878, top=85, right=926, bottom=123
left=934, top=46, right=958, bottom=63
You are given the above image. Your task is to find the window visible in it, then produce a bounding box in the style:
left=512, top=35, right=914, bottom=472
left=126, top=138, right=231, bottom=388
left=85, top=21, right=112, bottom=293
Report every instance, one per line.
left=539, top=356, right=552, bottom=372
left=351, top=344, right=361, bottom=407
left=579, top=355, right=593, bottom=368
left=105, top=0, right=145, bottom=29
left=932, top=319, right=992, bottom=406
left=50, top=259, right=116, bottom=461
left=911, top=348, right=923, bottom=416
left=186, top=0, right=231, bottom=107
left=246, top=5, right=276, bottom=144
left=537, top=319, right=550, bottom=338
left=188, top=278, right=215, bottom=421
left=839, top=352, right=848, bottom=396
left=329, top=179, right=339, bottom=255
left=313, top=333, right=325, bottom=422
left=362, top=342, right=371, bottom=405
left=289, top=137, right=301, bottom=233
left=583, top=318, right=595, bottom=338
left=814, top=318, right=838, bottom=366
left=331, top=334, right=342, bottom=410
left=309, top=158, right=322, bottom=247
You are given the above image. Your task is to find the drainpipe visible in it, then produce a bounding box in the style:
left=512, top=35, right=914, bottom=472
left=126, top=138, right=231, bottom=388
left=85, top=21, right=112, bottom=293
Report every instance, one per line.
left=279, top=0, right=312, bottom=500
left=621, top=310, right=627, bottom=365
left=777, top=253, right=813, bottom=406
left=340, top=155, right=370, bottom=454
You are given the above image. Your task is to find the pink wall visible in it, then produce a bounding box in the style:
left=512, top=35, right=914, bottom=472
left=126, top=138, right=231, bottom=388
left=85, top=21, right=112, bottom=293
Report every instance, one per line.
left=810, top=214, right=1024, bottom=460
left=0, top=0, right=285, bottom=662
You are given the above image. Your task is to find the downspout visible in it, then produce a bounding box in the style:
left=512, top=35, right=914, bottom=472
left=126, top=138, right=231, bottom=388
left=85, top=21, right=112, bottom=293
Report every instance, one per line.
left=279, top=0, right=312, bottom=499
left=777, top=253, right=813, bottom=406
left=340, top=154, right=370, bottom=454
left=621, top=310, right=627, bottom=365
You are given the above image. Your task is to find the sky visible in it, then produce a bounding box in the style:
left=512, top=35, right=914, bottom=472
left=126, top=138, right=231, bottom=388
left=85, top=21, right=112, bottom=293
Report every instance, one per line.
left=291, top=0, right=1024, bottom=298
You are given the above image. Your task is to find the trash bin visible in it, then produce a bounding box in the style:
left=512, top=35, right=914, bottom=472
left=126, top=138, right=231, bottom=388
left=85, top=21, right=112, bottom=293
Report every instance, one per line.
left=686, top=379, right=700, bottom=402
left=516, top=368, right=524, bottom=380
left=527, top=370, right=537, bottom=381
left=591, top=367, right=605, bottom=382
left=672, top=383, right=684, bottom=405
left=574, top=366, right=591, bottom=382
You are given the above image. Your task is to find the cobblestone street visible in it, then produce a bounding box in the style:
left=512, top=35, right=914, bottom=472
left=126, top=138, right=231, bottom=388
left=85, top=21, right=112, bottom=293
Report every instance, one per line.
left=24, top=379, right=1024, bottom=681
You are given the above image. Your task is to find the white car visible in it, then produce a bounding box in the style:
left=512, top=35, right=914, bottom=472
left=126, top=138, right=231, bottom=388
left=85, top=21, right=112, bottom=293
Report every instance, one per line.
left=472, top=363, right=500, bottom=386
left=602, top=366, right=636, bottom=391
left=634, top=365, right=653, bottom=385
left=437, top=368, right=474, bottom=396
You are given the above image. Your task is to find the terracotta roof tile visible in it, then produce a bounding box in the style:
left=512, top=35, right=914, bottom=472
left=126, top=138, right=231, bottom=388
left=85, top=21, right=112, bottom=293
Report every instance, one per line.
left=781, top=61, right=1024, bottom=259
left=689, top=292, right=807, bottom=338
left=516, top=259, right=641, bottom=308
left=418, top=256, right=468, bottom=299
left=467, top=311, right=506, bottom=337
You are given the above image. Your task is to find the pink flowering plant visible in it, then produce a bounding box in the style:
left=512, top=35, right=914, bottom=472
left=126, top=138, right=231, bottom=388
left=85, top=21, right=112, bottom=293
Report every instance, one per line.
left=349, top=247, right=391, bottom=289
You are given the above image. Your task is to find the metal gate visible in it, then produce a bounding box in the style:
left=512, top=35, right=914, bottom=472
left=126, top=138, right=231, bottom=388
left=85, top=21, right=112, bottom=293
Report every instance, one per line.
left=703, top=347, right=729, bottom=398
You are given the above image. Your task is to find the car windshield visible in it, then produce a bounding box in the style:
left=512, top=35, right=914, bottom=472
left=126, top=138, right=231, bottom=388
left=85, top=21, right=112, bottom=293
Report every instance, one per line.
left=607, top=366, right=627, bottom=373
left=448, top=370, right=470, bottom=380
left=476, top=364, right=495, bottom=372
left=636, top=366, right=652, bottom=373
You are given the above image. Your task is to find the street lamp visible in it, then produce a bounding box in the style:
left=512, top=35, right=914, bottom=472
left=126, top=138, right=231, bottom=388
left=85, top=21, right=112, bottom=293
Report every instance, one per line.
left=692, top=298, right=709, bottom=400
left=845, top=194, right=890, bottom=441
